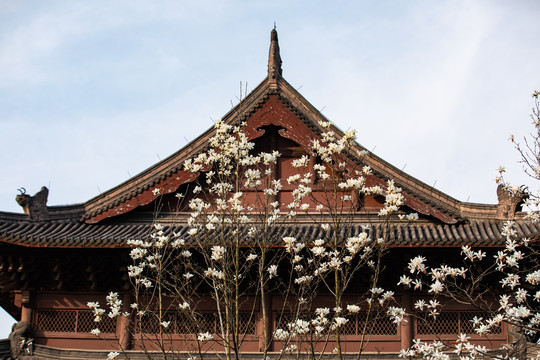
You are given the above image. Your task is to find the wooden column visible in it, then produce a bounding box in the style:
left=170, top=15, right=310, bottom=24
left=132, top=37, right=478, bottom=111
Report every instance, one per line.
left=400, top=292, right=414, bottom=350
left=118, top=293, right=133, bottom=350
left=20, top=290, right=32, bottom=323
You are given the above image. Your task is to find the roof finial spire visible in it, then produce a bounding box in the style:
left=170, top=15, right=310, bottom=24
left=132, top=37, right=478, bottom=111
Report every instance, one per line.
left=268, top=26, right=282, bottom=81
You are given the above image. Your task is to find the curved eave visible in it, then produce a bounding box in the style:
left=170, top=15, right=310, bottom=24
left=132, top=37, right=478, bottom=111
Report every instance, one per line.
left=1, top=217, right=538, bottom=249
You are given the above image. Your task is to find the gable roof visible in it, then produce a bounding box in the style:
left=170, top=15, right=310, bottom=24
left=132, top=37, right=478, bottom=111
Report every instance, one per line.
left=77, top=29, right=493, bottom=225
left=0, top=29, right=533, bottom=249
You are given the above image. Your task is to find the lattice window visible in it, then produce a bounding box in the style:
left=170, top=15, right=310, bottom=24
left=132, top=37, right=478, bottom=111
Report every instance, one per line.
left=196, top=312, right=217, bottom=333
left=417, top=312, right=459, bottom=334
left=416, top=311, right=501, bottom=335
left=238, top=312, right=256, bottom=335
left=77, top=310, right=117, bottom=333
left=138, top=312, right=255, bottom=335
left=35, top=310, right=117, bottom=333
left=36, top=310, right=76, bottom=332
left=359, top=313, right=398, bottom=335
left=176, top=312, right=198, bottom=333
left=139, top=315, right=160, bottom=333
left=340, top=315, right=357, bottom=335
left=275, top=312, right=313, bottom=332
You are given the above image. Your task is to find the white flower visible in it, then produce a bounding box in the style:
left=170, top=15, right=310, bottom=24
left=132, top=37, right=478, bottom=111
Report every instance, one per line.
left=406, top=213, right=419, bottom=221
left=291, top=155, right=309, bottom=168
left=152, top=188, right=161, bottom=196
left=414, top=300, right=426, bottom=311
left=315, top=307, right=330, bottom=317
left=457, top=333, right=470, bottom=343
left=197, top=332, right=213, bottom=342
left=87, top=301, right=100, bottom=309
left=179, top=301, right=190, bottom=310
left=172, top=238, right=185, bottom=248
left=211, top=245, right=226, bottom=261
left=107, top=352, right=120, bottom=360
left=246, top=253, right=257, bottom=261
left=398, top=275, right=412, bottom=287
left=267, top=265, right=278, bottom=278
left=295, top=275, right=313, bottom=284
left=387, top=306, right=407, bottom=324
left=90, top=328, right=100, bottom=336
left=332, top=316, right=349, bottom=329
left=408, top=256, right=426, bottom=273
left=181, top=250, right=192, bottom=257
left=370, top=287, right=384, bottom=295
left=318, top=120, right=331, bottom=128
left=161, top=321, right=170, bottom=328
left=429, top=280, right=444, bottom=293
left=347, top=304, right=360, bottom=314
left=311, top=246, right=325, bottom=256
left=281, top=344, right=298, bottom=354
left=273, top=328, right=289, bottom=341
left=204, top=268, right=224, bottom=280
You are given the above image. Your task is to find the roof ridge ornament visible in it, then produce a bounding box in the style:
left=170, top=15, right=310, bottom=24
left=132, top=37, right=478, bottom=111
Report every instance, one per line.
left=16, top=186, right=49, bottom=221
left=267, top=27, right=282, bottom=85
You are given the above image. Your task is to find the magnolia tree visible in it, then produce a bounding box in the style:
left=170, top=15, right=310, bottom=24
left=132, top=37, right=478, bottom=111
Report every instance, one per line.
left=85, top=93, right=540, bottom=360
left=398, top=92, right=540, bottom=360
left=87, top=117, right=412, bottom=360
left=269, top=121, right=408, bottom=360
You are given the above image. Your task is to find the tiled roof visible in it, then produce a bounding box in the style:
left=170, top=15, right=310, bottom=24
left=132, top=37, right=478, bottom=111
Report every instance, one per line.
left=1, top=217, right=538, bottom=248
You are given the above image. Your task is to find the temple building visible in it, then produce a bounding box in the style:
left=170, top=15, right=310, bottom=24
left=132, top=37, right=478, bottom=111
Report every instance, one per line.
left=0, top=29, right=538, bottom=359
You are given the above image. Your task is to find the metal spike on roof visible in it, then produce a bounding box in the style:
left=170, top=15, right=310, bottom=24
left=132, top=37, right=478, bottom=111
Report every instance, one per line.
left=268, top=28, right=282, bottom=81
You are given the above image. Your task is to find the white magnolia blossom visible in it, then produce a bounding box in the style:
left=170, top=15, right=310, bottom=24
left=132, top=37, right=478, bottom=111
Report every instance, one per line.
left=106, top=292, right=122, bottom=319
left=197, top=332, right=213, bottom=342
left=204, top=268, right=224, bottom=280
left=387, top=306, right=407, bottom=324
left=267, top=265, right=278, bottom=279
left=331, top=316, right=349, bottom=330
left=107, top=352, right=120, bottom=360
left=273, top=328, right=289, bottom=341
left=211, top=245, right=226, bottom=261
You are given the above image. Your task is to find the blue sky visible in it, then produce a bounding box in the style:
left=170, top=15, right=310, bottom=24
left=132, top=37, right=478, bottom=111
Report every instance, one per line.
left=1, top=0, right=539, bottom=337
